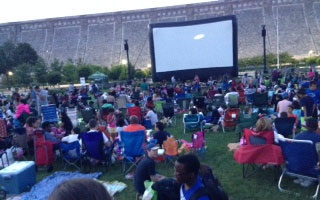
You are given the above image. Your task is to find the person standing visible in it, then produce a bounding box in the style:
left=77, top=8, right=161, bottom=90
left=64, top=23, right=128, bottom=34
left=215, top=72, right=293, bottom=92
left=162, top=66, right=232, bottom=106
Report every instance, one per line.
left=298, top=88, right=315, bottom=118
left=35, top=86, right=48, bottom=114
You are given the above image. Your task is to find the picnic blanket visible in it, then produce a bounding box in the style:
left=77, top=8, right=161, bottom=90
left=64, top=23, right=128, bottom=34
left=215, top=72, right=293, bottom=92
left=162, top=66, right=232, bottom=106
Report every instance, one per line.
left=22, top=171, right=102, bottom=200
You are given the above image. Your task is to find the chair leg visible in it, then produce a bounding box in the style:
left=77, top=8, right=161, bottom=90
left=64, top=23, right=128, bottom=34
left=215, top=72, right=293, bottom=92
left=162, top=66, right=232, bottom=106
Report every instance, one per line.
left=278, top=169, right=287, bottom=193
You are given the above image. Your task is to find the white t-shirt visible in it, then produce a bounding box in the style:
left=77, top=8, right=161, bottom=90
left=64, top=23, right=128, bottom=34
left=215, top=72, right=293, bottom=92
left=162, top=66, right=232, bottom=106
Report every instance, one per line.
left=116, top=126, right=127, bottom=141
left=61, top=134, right=79, bottom=143
left=146, top=110, right=158, bottom=126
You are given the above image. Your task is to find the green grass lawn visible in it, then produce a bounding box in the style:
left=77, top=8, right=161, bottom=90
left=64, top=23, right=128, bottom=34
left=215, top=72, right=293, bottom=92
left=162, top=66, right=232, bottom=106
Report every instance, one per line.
left=36, top=115, right=314, bottom=200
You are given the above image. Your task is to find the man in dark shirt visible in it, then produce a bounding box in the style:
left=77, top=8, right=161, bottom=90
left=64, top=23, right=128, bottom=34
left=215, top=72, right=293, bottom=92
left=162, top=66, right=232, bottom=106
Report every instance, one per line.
left=153, top=122, right=171, bottom=147
left=295, top=117, right=320, bottom=146
left=134, top=143, right=165, bottom=197
left=298, top=88, right=315, bottom=118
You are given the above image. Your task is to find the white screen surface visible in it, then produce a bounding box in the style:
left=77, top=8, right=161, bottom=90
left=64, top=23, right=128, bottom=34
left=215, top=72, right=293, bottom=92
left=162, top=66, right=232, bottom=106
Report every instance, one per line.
left=153, top=20, right=234, bottom=73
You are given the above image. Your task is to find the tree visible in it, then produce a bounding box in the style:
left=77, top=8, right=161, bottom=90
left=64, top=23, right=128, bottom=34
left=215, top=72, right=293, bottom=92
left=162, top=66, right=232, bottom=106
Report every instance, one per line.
left=33, top=58, right=48, bottom=85
left=108, top=65, right=124, bottom=80
left=50, top=58, right=63, bottom=73
left=143, top=68, right=152, bottom=77
left=0, top=41, right=16, bottom=77
left=134, top=69, right=146, bottom=79
left=13, top=43, right=38, bottom=66
left=47, top=71, right=62, bottom=85
left=119, top=67, right=128, bottom=80
left=78, top=65, right=93, bottom=79
left=62, top=63, right=78, bottom=83
left=12, top=63, right=33, bottom=86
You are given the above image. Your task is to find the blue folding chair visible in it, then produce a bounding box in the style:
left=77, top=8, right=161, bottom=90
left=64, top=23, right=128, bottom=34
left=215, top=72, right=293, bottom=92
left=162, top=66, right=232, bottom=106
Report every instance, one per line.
left=60, top=141, right=82, bottom=170
left=41, top=104, right=59, bottom=123
left=274, top=117, right=296, bottom=138
left=183, top=114, right=205, bottom=134
left=81, top=131, right=112, bottom=168
left=120, top=130, right=146, bottom=174
left=278, top=138, right=320, bottom=199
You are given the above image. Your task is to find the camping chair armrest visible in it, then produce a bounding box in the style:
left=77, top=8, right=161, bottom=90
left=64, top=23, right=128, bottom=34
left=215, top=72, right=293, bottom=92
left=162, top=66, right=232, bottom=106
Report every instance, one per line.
left=183, top=114, right=188, bottom=123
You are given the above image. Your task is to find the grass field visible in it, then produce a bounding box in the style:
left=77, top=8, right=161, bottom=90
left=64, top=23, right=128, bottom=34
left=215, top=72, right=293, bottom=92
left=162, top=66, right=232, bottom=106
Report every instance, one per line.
left=37, top=115, right=314, bottom=200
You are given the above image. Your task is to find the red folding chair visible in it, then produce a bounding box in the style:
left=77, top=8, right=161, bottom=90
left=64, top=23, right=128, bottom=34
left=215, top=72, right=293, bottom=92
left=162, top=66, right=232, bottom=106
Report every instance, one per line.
left=222, top=108, right=240, bottom=132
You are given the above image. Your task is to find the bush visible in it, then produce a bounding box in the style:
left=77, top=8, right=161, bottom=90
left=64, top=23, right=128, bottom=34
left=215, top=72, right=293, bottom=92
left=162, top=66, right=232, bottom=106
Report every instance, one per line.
left=306, top=56, right=319, bottom=65
left=134, top=69, right=146, bottom=79
left=62, top=63, right=78, bottom=83
left=47, top=71, right=62, bottom=85
left=108, top=65, right=125, bottom=80
left=78, top=66, right=93, bottom=80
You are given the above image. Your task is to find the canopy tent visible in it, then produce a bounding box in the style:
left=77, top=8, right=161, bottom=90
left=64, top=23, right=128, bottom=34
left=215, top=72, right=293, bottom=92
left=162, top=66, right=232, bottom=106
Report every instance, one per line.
left=88, top=72, right=108, bottom=81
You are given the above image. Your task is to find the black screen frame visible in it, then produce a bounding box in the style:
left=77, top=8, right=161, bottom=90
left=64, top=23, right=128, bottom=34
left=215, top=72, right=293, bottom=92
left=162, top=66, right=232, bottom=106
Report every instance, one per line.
left=149, top=15, right=238, bottom=82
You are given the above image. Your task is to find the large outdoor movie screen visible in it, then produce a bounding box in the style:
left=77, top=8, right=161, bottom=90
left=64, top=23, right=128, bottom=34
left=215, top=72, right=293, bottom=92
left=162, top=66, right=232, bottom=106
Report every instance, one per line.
left=149, top=15, right=238, bottom=81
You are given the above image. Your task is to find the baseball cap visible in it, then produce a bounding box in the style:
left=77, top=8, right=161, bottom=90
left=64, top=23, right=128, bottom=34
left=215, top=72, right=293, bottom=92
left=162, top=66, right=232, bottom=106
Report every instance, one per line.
left=147, top=143, right=159, bottom=151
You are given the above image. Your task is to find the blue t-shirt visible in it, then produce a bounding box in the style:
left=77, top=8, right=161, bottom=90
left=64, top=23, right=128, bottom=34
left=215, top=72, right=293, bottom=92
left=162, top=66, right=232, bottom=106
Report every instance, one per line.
left=181, top=176, right=210, bottom=200
left=295, top=131, right=320, bottom=147
left=307, top=89, right=320, bottom=104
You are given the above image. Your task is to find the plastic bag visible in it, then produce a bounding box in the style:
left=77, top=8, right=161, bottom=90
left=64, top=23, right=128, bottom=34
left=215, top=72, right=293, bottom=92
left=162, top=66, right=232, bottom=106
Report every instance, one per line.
left=142, top=181, right=157, bottom=200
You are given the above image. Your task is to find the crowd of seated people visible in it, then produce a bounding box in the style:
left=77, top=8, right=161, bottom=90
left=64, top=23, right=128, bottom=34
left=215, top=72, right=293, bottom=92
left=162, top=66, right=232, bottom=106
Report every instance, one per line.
left=2, top=66, right=320, bottom=197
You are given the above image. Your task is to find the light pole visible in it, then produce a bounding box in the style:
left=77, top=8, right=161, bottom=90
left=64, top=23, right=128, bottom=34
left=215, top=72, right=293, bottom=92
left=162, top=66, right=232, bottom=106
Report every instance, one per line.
left=124, top=40, right=130, bottom=80
left=262, top=25, right=267, bottom=73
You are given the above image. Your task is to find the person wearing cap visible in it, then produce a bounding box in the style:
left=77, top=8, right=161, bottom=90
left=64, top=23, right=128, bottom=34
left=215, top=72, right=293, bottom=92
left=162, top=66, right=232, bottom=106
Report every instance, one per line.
left=276, top=92, right=292, bottom=117
left=134, top=143, right=166, bottom=197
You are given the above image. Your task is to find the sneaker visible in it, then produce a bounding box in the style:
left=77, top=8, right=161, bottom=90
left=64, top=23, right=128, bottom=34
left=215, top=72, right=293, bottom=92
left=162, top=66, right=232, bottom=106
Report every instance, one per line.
left=125, top=173, right=135, bottom=180
left=300, top=179, right=313, bottom=187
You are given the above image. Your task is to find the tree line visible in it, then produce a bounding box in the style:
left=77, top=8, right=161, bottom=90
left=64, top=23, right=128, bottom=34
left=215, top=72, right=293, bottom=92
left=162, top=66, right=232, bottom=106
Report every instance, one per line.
left=0, top=41, right=151, bottom=88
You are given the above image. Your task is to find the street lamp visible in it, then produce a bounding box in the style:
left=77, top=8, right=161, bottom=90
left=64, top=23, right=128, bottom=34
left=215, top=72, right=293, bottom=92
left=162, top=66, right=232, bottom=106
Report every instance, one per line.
left=8, top=71, right=13, bottom=76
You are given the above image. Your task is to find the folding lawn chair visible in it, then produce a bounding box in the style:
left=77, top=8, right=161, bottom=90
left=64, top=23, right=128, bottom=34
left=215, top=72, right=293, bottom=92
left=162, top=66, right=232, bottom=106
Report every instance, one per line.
left=33, top=130, right=54, bottom=170
left=192, top=131, right=207, bottom=157
left=183, top=114, right=205, bottom=134
left=234, top=128, right=284, bottom=179
left=278, top=138, right=320, bottom=199
left=246, top=93, right=254, bottom=104
left=81, top=107, right=95, bottom=124
left=274, top=117, right=296, bottom=138
left=119, top=130, right=145, bottom=174
left=155, top=101, right=166, bottom=119
left=238, top=90, right=246, bottom=104
left=128, top=106, right=142, bottom=123
left=81, top=131, right=112, bottom=170
left=212, top=96, right=225, bottom=108
left=163, top=137, right=179, bottom=166
left=193, top=97, right=205, bottom=110
left=41, top=104, right=59, bottom=123
left=67, top=107, right=78, bottom=127
left=221, top=108, right=240, bottom=133
left=227, top=94, right=239, bottom=108
left=60, top=141, right=82, bottom=170
left=253, top=92, right=268, bottom=109
left=116, top=97, right=127, bottom=110
left=163, top=102, right=176, bottom=126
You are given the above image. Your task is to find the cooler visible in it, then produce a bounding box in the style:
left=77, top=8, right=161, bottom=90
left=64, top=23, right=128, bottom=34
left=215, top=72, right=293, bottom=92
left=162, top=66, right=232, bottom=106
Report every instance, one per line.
left=0, top=161, right=36, bottom=194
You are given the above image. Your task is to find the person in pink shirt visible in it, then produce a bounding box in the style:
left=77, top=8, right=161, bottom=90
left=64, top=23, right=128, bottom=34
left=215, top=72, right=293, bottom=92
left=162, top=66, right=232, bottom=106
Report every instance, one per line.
left=16, top=98, right=31, bottom=119
left=277, top=93, right=292, bottom=117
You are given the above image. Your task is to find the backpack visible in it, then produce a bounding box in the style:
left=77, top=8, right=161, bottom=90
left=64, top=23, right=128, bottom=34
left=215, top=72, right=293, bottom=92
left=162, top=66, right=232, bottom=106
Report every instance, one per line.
left=152, top=178, right=180, bottom=200
left=190, top=164, right=228, bottom=200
